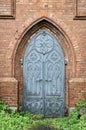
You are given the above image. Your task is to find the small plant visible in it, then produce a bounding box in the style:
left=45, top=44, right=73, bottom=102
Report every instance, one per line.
left=0, top=101, right=9, bottom=111
left=76, top=98, right=86, bottom=110
left=75, top=98, right=86, bottom=118
left=30, top=114, right=44, bottom=120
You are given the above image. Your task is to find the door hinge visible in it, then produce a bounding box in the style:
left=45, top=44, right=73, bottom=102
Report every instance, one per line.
left=20, top=58, right=23, bottom=66
left=65, top=59, right=68, bottom=65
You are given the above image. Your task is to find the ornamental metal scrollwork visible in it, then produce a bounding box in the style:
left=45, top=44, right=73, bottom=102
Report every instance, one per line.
left=35, top=31, right=54, bottom=54
left=23, top=30, right=65, bottom=117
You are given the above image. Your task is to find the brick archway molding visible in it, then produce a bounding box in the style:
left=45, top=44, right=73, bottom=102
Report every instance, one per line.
left=13, top=17, right=76, bottom=76
left=13, top=17, right=76, bottom=111
left=2, top=16, right=84, bottom=111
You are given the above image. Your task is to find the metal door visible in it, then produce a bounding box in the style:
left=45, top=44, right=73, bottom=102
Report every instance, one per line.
left=23, top=30, right=65, bottom=117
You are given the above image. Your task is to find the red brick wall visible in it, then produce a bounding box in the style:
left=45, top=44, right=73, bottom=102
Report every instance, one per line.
left=69, top=78, right=86, bottom=107
left=0, top=0, right=86, bottom=110
left=0, top=78, right=18, bottom=107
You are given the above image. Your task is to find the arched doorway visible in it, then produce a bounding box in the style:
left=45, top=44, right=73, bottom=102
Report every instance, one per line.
left=22, top=29, right=65, bottom=117
left=13, top=17, right=76, bottom=116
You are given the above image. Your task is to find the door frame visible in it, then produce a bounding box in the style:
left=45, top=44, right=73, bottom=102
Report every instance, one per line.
left=13, top=17, right=76, bottom=114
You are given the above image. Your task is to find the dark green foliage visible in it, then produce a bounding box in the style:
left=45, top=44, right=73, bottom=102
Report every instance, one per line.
left=76, top=99, right=86, bottom=108
left=0, top=101, right=9, bottom=111
left=55, top=98, right=86, bottom=130
left=76, top=99, right=86, bottom=117
left=0, top=99, right=86, bottom=130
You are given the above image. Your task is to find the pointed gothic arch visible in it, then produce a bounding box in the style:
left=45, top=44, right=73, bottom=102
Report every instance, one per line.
left=13, top=17, right=76, bottom=110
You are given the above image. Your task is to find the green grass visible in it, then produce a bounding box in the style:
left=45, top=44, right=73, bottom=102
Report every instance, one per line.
left=0, top=99, right=86, bottom=130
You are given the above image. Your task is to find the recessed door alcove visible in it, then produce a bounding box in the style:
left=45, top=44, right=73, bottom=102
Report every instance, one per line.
left=14, top=17, right=76, bottom=116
